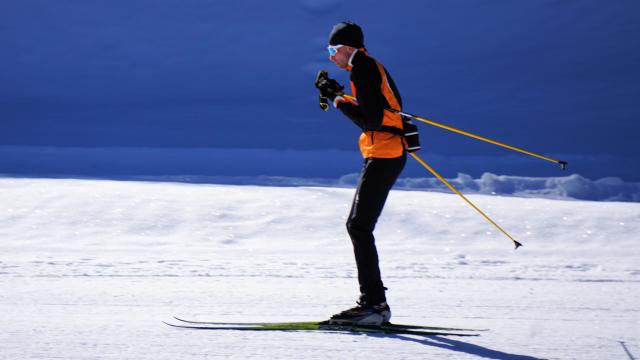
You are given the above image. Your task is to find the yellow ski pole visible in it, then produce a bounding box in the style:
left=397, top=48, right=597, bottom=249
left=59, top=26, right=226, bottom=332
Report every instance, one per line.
left=341, top=95, right=568, bottom=170
left=409, top=152, right=523, bottom=249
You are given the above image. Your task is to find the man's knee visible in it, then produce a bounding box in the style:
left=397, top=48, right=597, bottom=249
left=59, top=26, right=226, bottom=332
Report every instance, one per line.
left=346, top=218, right=374, bottom=237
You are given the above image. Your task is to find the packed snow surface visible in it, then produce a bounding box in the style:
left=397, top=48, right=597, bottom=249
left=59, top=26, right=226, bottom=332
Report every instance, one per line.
left=1, top=178, right=638, bottom=359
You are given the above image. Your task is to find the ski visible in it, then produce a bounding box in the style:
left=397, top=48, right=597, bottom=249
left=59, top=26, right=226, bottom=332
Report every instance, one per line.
left=165, top=319, right=481, bottom=337
left=173, top=316, right=486, bottom=332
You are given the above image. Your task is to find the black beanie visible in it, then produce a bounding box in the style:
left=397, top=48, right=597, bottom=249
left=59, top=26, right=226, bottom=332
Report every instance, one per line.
left=328, top=22, right=364, bottom=48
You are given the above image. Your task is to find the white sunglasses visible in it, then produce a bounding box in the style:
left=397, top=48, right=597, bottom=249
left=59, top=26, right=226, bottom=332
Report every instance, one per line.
left=327, top=44, right=344, bottom=56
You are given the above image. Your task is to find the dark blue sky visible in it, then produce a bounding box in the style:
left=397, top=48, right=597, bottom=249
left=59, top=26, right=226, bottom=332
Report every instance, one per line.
left=1, top=0, right=639, bottom=180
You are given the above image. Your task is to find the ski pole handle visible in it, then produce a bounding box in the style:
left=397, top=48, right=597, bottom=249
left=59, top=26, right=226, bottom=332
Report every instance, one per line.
left=319, top=95, right=329, bottom=111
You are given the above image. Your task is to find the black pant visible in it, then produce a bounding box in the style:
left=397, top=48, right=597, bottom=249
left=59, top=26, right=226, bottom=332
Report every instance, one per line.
left=346, top=154, right=406, bottom=305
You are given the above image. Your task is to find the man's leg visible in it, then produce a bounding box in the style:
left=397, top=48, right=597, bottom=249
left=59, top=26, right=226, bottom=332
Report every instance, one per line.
left=346, top=154, right=406, bottom=304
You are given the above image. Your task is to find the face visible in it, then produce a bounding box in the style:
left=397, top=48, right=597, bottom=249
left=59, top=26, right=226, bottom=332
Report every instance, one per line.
left=329, top=45, right=354, bottom=70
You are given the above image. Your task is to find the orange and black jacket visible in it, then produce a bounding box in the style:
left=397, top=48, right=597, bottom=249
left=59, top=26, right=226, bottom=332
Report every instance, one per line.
left=335, top=49, right=405, bottom=159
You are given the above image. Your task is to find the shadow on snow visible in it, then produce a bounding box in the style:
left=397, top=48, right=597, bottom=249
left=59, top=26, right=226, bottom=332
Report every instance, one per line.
left=363, top=332, right=542, bottom=360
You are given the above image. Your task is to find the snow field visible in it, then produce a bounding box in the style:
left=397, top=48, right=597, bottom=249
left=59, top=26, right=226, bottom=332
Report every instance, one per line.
left=1, top=178, right=638, bottom=359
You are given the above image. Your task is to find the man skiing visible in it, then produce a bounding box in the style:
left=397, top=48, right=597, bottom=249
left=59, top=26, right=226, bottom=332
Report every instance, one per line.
left=315, top=21, right=411, bottom=325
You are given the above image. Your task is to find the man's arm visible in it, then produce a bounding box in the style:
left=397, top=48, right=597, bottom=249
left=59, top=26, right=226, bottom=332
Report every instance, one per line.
left=336, top=56, right=386, bottom=130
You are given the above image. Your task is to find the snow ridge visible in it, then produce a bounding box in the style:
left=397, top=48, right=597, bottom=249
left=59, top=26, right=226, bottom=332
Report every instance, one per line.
left=121, top=173, right=640, bottom=202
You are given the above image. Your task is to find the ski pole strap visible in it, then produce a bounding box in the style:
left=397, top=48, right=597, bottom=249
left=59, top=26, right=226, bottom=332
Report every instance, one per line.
left=409, top=152, right=523, bottom=249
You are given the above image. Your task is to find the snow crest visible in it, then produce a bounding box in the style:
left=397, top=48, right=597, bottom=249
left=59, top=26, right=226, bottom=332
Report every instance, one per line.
left=394, top=173, right=640, bottom=202
left=1, top=146, right=639, bottom=202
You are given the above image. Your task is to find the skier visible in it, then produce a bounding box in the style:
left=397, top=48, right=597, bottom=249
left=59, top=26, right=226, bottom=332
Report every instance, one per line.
left=315, top=21, right=409, bottom=325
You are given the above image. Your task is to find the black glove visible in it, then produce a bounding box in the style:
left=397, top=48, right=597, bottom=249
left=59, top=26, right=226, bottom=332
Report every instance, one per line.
left=315, top=70, right=344, bottom=101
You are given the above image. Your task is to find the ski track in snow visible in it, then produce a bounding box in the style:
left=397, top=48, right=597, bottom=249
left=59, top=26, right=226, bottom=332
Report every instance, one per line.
left=0, top=178, right=638, bottom=359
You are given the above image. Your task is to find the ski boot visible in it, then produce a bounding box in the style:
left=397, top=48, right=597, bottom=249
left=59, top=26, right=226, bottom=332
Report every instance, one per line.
left=329, top=300, right=391, bottom=326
